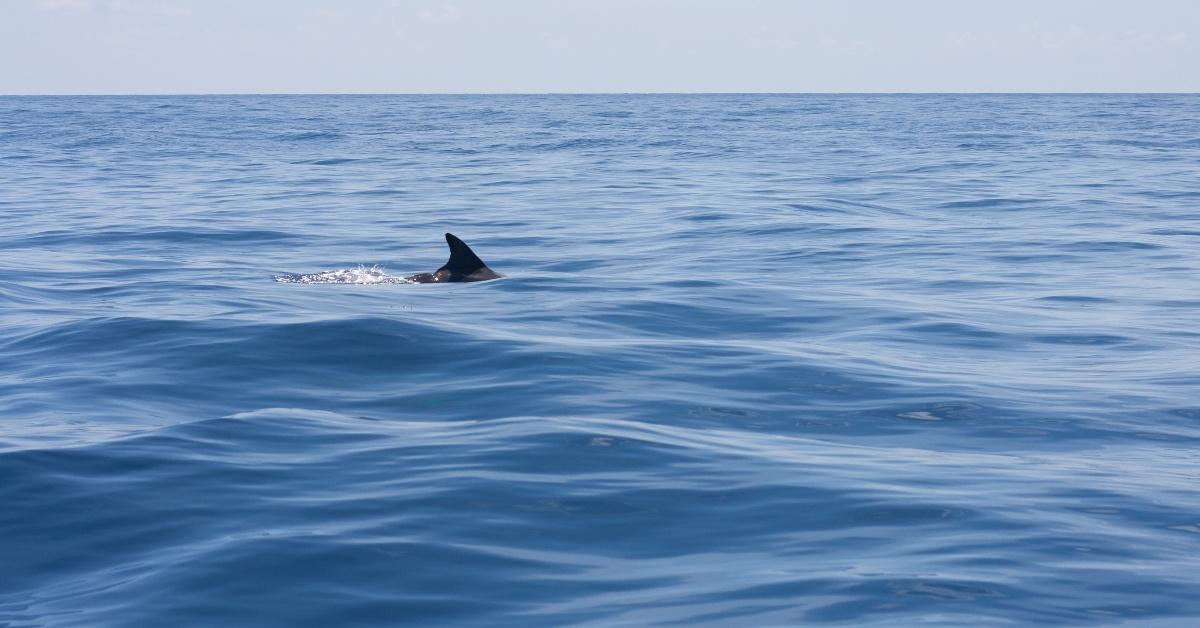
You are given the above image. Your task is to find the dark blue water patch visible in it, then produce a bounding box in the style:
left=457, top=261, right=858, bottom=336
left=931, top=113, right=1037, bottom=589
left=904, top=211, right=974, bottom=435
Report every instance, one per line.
left=745, top=223, right=831, bottom=236
left=536, top=259, right=608, bottom=273
left=277, top=130, right=347, bottom=141
left=937, top=197, right=1039, bottom=210
left=897, top=321, right=1013, bottom=348
left=1135, top=189, right=1200, bottom=200
left=4, top=317, right=508, bottom=382
left=1103, top=137, right=1200, bottom=149
left=0, top=279, right=51, bottom=305
left=680, top=212, right=729, bottom=222
left=988, top=252, right=1081, bottom=263
left=1059, top=240, right=1163, bottom=252
left=1035, top=295, right=1118, bottom=304
left=0, top=316, right=580, bottom=429
left=1030, top=333, right=1132, bottom=346
left=783, top=202, right=855, bottom=214
left=341, top=187, right=410, bottom=197
left=1169, top=407, right=1200, bottom=420
left=587, top=300, right=802, bottom=339
left=1149, top=228, right=1200, bottom=236
left=7, top=228, right=299, bottom=248
left=658, top=279, right=723, bottom=289
left=1153, top=299, right=1200, bottom=309
left=591, top=110, right=633, bottom=118
left=639, top=138, right=687, bottom=148
left=292, top=157, right=364, bottom=166
left=478, top=177, right=558, bottom=187
left=922, top=279, right=1023, bottom=291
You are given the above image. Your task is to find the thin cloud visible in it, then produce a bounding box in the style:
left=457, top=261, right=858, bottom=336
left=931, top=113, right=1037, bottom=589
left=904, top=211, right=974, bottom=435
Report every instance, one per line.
left=419, top=3, right=461, bottom=24
left=35, top=0, right=192, bottom=15
left=36, top=0, right=95, bottom=11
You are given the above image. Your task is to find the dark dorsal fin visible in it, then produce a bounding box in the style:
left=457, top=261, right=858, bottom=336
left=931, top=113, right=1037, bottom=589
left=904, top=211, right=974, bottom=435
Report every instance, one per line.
left=437, top=233, right=488, bottom=275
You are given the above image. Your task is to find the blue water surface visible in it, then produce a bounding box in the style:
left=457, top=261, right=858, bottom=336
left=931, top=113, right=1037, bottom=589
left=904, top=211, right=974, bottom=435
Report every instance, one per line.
left=1, top=94, right=1199, bottom=626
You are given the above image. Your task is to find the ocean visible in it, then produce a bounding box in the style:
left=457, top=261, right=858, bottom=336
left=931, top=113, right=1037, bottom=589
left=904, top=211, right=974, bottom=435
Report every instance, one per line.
left=1, top=94, right=1198, bottom=626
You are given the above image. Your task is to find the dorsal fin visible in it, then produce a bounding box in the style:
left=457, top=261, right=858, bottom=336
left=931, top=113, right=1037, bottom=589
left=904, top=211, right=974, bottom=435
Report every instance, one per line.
left=437, top=233, right=489, bottom=275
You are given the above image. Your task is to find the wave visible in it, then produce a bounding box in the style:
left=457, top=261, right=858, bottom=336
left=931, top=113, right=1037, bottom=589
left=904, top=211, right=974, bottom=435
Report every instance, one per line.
left=3, top=409, right=1198, bottom=624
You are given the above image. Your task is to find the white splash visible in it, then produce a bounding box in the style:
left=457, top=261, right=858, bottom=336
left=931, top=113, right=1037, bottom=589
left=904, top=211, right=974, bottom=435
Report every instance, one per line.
left=273, top=265, right=414, bottom=285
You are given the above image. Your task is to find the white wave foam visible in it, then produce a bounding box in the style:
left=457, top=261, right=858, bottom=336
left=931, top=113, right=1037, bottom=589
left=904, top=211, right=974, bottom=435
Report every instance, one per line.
left=273, top=265, right=414, bottom=285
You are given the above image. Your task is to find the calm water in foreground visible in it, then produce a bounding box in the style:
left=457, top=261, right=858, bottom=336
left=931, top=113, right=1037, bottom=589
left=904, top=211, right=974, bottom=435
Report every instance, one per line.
left=1, top=94, right=1199, bottom=626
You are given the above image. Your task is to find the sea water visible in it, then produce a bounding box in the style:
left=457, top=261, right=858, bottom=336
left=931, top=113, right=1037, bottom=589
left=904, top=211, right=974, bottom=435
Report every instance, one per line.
left=1, top=94, right=1199, bottom=626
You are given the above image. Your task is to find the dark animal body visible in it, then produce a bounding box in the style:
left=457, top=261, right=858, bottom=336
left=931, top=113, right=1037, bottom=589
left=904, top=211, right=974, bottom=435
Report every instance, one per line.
left=405, top=233, right=503, bottom=283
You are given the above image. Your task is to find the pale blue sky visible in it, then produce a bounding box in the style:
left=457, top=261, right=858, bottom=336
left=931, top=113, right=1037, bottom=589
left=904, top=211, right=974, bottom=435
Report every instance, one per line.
left=2, top=0, right=1197, bottom=94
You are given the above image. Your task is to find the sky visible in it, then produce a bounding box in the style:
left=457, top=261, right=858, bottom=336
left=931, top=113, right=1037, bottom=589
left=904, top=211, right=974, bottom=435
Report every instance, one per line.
left=1, top=0, right=1197, bottom=94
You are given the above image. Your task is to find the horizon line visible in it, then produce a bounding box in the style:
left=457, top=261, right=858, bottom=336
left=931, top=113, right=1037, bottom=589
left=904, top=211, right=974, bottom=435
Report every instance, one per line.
left=2, top=91, right=1198, bottom=97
